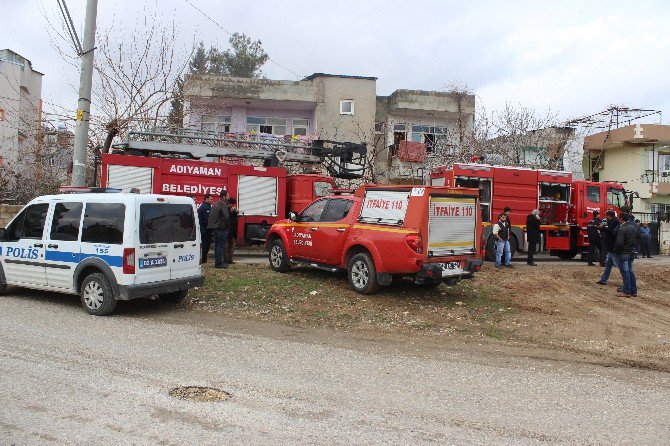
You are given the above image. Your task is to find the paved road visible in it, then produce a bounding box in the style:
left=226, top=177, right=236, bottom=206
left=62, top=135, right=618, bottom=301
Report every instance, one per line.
left=1, top=292, right=669, bottom=445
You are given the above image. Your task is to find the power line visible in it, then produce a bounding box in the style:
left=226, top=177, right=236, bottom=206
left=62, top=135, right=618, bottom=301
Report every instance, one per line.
left=182, top=0, right=302, bottom=80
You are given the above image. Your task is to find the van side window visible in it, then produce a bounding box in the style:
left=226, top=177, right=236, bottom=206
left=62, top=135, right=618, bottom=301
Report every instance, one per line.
left=50, top=202, right=83, bottom=241
left=4, top=204, right=49, bottom=241
left=321, top=199, right=353, bottom=222
left=139, top=203, right=196, bottom=244
left=81, top=203, right=125, bottom=244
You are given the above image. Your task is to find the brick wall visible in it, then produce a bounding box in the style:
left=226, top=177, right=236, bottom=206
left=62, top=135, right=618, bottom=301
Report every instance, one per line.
left=0, top=204, right=22, bottom=228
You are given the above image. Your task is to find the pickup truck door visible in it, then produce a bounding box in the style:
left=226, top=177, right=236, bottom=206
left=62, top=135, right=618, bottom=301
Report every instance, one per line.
left=291, top=199, right=328, bottom=261
left=312, top=198, right=354, bottom=264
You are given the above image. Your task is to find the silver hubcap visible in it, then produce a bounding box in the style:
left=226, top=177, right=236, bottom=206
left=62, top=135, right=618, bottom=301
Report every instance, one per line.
left=270, top=245, right=283, bottom=267
left=83, top=281, right=104, bottom=310
left=351, top=260, right=369, bottom=289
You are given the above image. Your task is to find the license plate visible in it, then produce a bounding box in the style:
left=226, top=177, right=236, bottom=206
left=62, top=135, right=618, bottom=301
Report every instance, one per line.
left=443, top=261, right=461, bottom=270
left=439, top=261, right=463, bottom=277
left=139, top=256, right=167, bottom=269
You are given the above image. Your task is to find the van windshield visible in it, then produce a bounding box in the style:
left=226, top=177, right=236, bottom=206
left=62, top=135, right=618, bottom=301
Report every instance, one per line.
left=140, top=203, right=196, bottom=244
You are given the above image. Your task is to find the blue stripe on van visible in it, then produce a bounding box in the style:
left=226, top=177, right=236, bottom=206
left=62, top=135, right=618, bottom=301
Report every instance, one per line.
left=45, top=250, right=124, bottom=268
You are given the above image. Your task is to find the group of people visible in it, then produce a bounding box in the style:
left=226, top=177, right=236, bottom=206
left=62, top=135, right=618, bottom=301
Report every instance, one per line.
left=197, top=190, right=239, bottom=268
left=589, top=206, right=650, bottom=298
left=491, top=205, right=648, bottom=298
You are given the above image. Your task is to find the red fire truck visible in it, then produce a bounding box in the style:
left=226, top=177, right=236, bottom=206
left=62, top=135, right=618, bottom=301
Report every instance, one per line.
left=429, top=163, right=627, bottom=260
left=99, top=129, right=367, bottom=245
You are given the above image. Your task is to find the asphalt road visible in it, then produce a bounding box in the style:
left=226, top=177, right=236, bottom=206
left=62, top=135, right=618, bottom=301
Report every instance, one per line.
left=1, top=292, right=669, bottom=445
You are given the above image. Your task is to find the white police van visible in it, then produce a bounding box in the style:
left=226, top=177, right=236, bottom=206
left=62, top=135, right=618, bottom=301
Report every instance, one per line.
left=0, top=190, right=204, bottom=315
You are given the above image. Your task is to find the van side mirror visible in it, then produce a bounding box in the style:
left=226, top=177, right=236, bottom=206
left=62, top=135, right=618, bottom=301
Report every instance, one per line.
left=289, top=212, right=298, bottom=222
left=0, top=228, right=4, bottom=241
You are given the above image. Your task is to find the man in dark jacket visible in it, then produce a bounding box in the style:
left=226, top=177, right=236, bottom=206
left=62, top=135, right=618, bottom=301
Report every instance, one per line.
left=597, top=210, right=620, bottom=285
left=586, top=210, right=602, bottom=266
left=198, top=194, right=213, bottom=263
left=226, top=197, right=239, bottom=264
left=614, top=213, right=638, bottom=297
left=208, top=189, right=230, bottom=268
left=525, top=209, right=541, bottom=266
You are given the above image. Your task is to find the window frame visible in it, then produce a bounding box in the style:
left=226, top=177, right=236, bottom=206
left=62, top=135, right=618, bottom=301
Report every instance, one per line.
left=200, top=114, right=231, bottom=134
left=246, top=116, right=287, bottom=135
left=320, top=199, right=354, bottom=223
left=4, top=203, right=49, bottom=241
left=292, top=118, right=310, bottom=136
left=339, top=100, right=354, bottom=116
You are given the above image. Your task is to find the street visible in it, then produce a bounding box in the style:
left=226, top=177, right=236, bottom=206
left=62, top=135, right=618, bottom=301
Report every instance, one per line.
left=1, top=291, right=669, bottom=445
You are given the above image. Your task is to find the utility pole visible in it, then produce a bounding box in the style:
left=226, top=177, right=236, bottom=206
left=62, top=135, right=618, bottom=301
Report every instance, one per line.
left=71, top=0, right=98, bottom=186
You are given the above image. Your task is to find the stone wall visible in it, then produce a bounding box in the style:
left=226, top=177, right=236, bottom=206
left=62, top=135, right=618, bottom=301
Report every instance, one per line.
left=660, top=221, right=670, bottom=255
left=0, top=204, right=22, bottom=228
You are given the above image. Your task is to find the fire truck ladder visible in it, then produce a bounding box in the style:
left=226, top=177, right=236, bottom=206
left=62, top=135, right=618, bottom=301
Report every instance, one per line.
left=113, top=128, right=367, bottom=179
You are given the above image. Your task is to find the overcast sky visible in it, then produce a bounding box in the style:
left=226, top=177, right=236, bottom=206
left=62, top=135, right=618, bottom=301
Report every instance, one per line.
left=4, top=0, right=670, bottom=127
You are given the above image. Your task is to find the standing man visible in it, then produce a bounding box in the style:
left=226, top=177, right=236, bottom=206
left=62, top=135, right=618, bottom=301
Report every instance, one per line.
left=614, top=213, right=638, bottom=297
left=503, top=206, right=512, bottom=221
left=208, top=190, right=230, bottom=269
left=226, top=197, right=239, bottom=264
left=640, top=222, right=652, bottom=258
left=597, top=210, right=620, bottom=285
left=198, top=194, right=213, bottom=263
left=525, top=209, right=541, bottom=266
left=493, top=213, right=513, bottom=269
left=587, top=210, right=602, bottom=266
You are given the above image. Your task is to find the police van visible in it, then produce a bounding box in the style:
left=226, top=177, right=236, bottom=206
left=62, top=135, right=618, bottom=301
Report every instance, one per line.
left=0, top=190, right=204, bottom=315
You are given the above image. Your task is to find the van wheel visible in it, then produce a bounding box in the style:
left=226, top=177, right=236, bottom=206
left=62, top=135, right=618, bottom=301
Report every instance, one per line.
left=158, top=290, right=188, bottom=304
left=269, top=239, right=291, bottom=272
left=80, top=273, right=117, bottom=316
left=0, top=282, right=6, bottom=296
left=348, top=253, right=380, bottom=295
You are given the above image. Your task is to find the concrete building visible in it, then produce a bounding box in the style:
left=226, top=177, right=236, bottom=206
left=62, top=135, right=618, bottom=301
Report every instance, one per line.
left=0, top=49, right=43, bottom=170
left=183, top=73, right=473, bottom=182
left=41, top=124, right=74, bottom=183
left=583, top=124, right=670, bottom=213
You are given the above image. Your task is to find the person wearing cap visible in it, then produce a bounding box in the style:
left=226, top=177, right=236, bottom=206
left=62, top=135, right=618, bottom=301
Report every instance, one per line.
left=207, top=189, right=230, bottom=268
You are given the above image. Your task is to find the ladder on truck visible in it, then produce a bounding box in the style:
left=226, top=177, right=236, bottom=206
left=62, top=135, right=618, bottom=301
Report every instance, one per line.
left=112, top=128, right=368, bottom=179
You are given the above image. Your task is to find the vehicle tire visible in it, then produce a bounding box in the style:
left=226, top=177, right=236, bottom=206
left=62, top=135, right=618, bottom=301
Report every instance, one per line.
left=269, top=239, right=291, bottom=273
left=80, top=273, right=117, bottom=316
left=0, top=282, right=6, bottom=296
left=348, top=253, right=380, bottom=295
left=158, top=290, right=188, bottom=304
left=485, top=236, right=496, bottom=262
left=508, top=236, right=517, bottom=259
left=553, top=249, right=578, bottom=260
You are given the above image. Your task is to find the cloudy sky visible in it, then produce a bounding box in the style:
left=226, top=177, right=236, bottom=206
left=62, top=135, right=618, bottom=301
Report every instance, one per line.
left=4, top=0, right=670, bottom=126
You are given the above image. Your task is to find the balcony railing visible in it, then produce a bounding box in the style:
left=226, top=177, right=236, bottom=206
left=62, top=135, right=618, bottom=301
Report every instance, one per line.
left=640, top=172, right=670, bottom=183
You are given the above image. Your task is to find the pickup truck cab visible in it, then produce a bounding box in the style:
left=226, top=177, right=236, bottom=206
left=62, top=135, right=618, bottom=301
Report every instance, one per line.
left=0, top=191, right=204, bottom=315
left=266, top=185, right=483, bottom=294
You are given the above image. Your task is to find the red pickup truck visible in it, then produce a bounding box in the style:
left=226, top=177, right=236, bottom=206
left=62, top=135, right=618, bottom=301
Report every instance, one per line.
left=265, top=185, right=484, bottom=294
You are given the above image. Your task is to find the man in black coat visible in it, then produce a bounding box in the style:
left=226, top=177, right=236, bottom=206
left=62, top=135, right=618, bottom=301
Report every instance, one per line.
left=526, top=209, right=541, bottom=266
left=586, top=210, right=602, bottom=266
left=197, top=194, right=213, bottom=263
left=597, top=210, right=620, bottom=285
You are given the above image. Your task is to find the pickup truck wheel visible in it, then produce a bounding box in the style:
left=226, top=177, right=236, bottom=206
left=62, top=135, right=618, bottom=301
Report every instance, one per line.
left=158, top=290, right=188, bottom=304
left=348, top=253, right=380, bottom=295
left=80, top=273, right=117, bottom=316
left=269, top=240, right=291, bottom=272
left=420, top=280, right=441, bottom=289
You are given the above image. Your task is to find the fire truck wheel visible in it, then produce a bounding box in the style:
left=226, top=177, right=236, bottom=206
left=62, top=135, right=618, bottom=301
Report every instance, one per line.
left=554, top=249, right=578, bottom=260
left=269, top=240, right=291, bottom=272
left=485, top=236, right=496, bottom=262
left=348, top=253, right=380, bottom=295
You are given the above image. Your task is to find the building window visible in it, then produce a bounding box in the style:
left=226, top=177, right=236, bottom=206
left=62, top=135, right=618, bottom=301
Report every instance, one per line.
left=659, top=154, right=670, bottom=177
left=410, top=125, right=447, bottom=153
left=374, top=122, right=385, bottom=134
left=391, top=123, right=407, bottom=157
left=340, top=100, right=354, bottom=116
left=201, top=114, right=231, bottom=134
left=292, top=118, right=309, bottom=136
left=246, top=116, right=287, bottom=135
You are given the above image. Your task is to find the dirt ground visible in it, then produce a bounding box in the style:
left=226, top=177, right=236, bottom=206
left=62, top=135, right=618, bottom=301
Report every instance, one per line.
left=189, top=256, right=670, bottom=372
